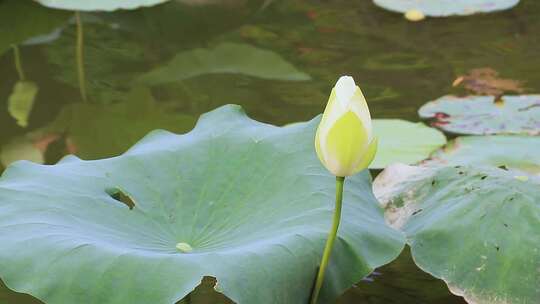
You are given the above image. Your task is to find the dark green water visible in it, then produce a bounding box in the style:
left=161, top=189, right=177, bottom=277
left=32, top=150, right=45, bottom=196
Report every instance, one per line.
left=1, top=0, right=539, bottom=303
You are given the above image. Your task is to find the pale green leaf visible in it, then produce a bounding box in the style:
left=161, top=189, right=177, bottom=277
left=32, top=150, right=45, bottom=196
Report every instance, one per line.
left=0, top=105, right=404, bottom=304
left=426, top=135, right=540, bottom=176
left=7, top=81, right=38, bottom=128
left=419, top=95, right=540, bottom=135
left=374, top=164, right=540, bottom=304
left=370, top=119, right=446, bottom=169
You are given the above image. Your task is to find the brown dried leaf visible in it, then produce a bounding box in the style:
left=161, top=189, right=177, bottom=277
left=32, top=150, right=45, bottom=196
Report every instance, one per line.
left=453, top=68, right=525, bottom=96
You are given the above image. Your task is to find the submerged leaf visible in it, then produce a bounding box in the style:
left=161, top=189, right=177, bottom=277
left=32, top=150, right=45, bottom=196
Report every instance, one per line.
left=419, top=95, right=540, bottom=135
left=33, top=0, right=171, bottom=11
left=370, top=119, right=446, bottom=169
left=0, top=105, right=404, bottom=304
left=374, top=164, right=540, bottom=304
left=0, top=136, right=44, bottom=168
left=39, top=87, right=197, bottom=159
left=0, top=0, right=70, bottom=55
left=138, top=43, right=311, bottom=85
left=373, top=0, right=520, bottom=17
left=7, top=81, right=39, bottom=128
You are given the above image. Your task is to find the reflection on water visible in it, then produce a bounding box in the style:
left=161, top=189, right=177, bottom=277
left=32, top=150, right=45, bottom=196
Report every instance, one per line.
left=1, top=0, right=539, bottom=302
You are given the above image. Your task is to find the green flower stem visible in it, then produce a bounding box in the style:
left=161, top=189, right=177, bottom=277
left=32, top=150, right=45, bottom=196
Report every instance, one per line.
left=310, top=176, right=345, bottom=304
left=75, top=11, right=87, bottom=102
left=11, top=45, right=25, bottom=81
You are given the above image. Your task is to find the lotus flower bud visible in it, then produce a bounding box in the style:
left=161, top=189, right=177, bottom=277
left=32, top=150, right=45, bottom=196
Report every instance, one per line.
left=315, top=76, right=378, bottom=177
left=405, top=9, right=425, bottom=22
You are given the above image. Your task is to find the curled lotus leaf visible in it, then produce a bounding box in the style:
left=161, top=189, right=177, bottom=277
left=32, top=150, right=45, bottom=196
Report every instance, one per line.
left=0, top=105, right=404, bottom=304
left=418, top=95, right=540, bottom=135
left=374, top=164, right=540, bottom=304
left=373, top=0, right=520, bottom=17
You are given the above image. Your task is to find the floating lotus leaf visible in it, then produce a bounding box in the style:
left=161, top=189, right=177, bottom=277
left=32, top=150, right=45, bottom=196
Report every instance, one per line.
left=418, top=95, right=540, bottom=135
left=374, top=164, right=540, bottom=304
left=426, top=135, right=540, bottom=176
left=370, top=119, right=446, bottom=169
left=7, top=81, right=38, bottom=128
left=34, top=0, right=171, bottom=11
left=138, top=43, right=311, bottom=85
left=373, top=0, right=520, bottom=17
left=0, top=105, right=404, bottom=304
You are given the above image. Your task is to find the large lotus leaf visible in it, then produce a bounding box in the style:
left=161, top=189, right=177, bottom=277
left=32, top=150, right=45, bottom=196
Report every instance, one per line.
left=138, top=43, right=311, bottom=85
left=370, top=119, right=446, bottom=169
left=374, top=164, right=540, bottom=304
left=38, top=87, right=197, bottom=159
left=7, top=81, right=39, bottom=128
left=0, top=0, right=70, bottom=56
left=426, top=135, right=540, bottom=176
left=419, top=95, right=540, bottom=135
left=33, top=0, right=171, bottom=11
left=0, top=105, right=404, bottom=304
left=373, top=0, right=520, bottom=16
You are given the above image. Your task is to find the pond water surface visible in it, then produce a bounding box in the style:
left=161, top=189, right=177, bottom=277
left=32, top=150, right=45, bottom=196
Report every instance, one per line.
left=1, top=0, right=539, bottom=303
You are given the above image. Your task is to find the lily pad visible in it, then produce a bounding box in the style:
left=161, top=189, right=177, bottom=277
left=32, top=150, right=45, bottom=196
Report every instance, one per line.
left=373, top=0, right=520, bottom=17
left=374, top=164, right=540, bottom=304
left=138, top=43, right=311, bottom=85
left=370, top=119, right=446, bottom=169
left=418, top=95, right=540, bottom=135
left=426, top=135, right=540, bottom=176
left=0, top=105, right=404, bottom=304
left=33, top=0, right=171, bottom=11
left=7, top=81, right=39, bottom=128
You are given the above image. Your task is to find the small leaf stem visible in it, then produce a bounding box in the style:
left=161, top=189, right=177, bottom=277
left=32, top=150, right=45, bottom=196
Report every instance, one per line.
left=11, top=45, right=25, bottom=81
left=75, top=11, right=87, bottom=102
left=310, top=176, right=345, bottom=304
